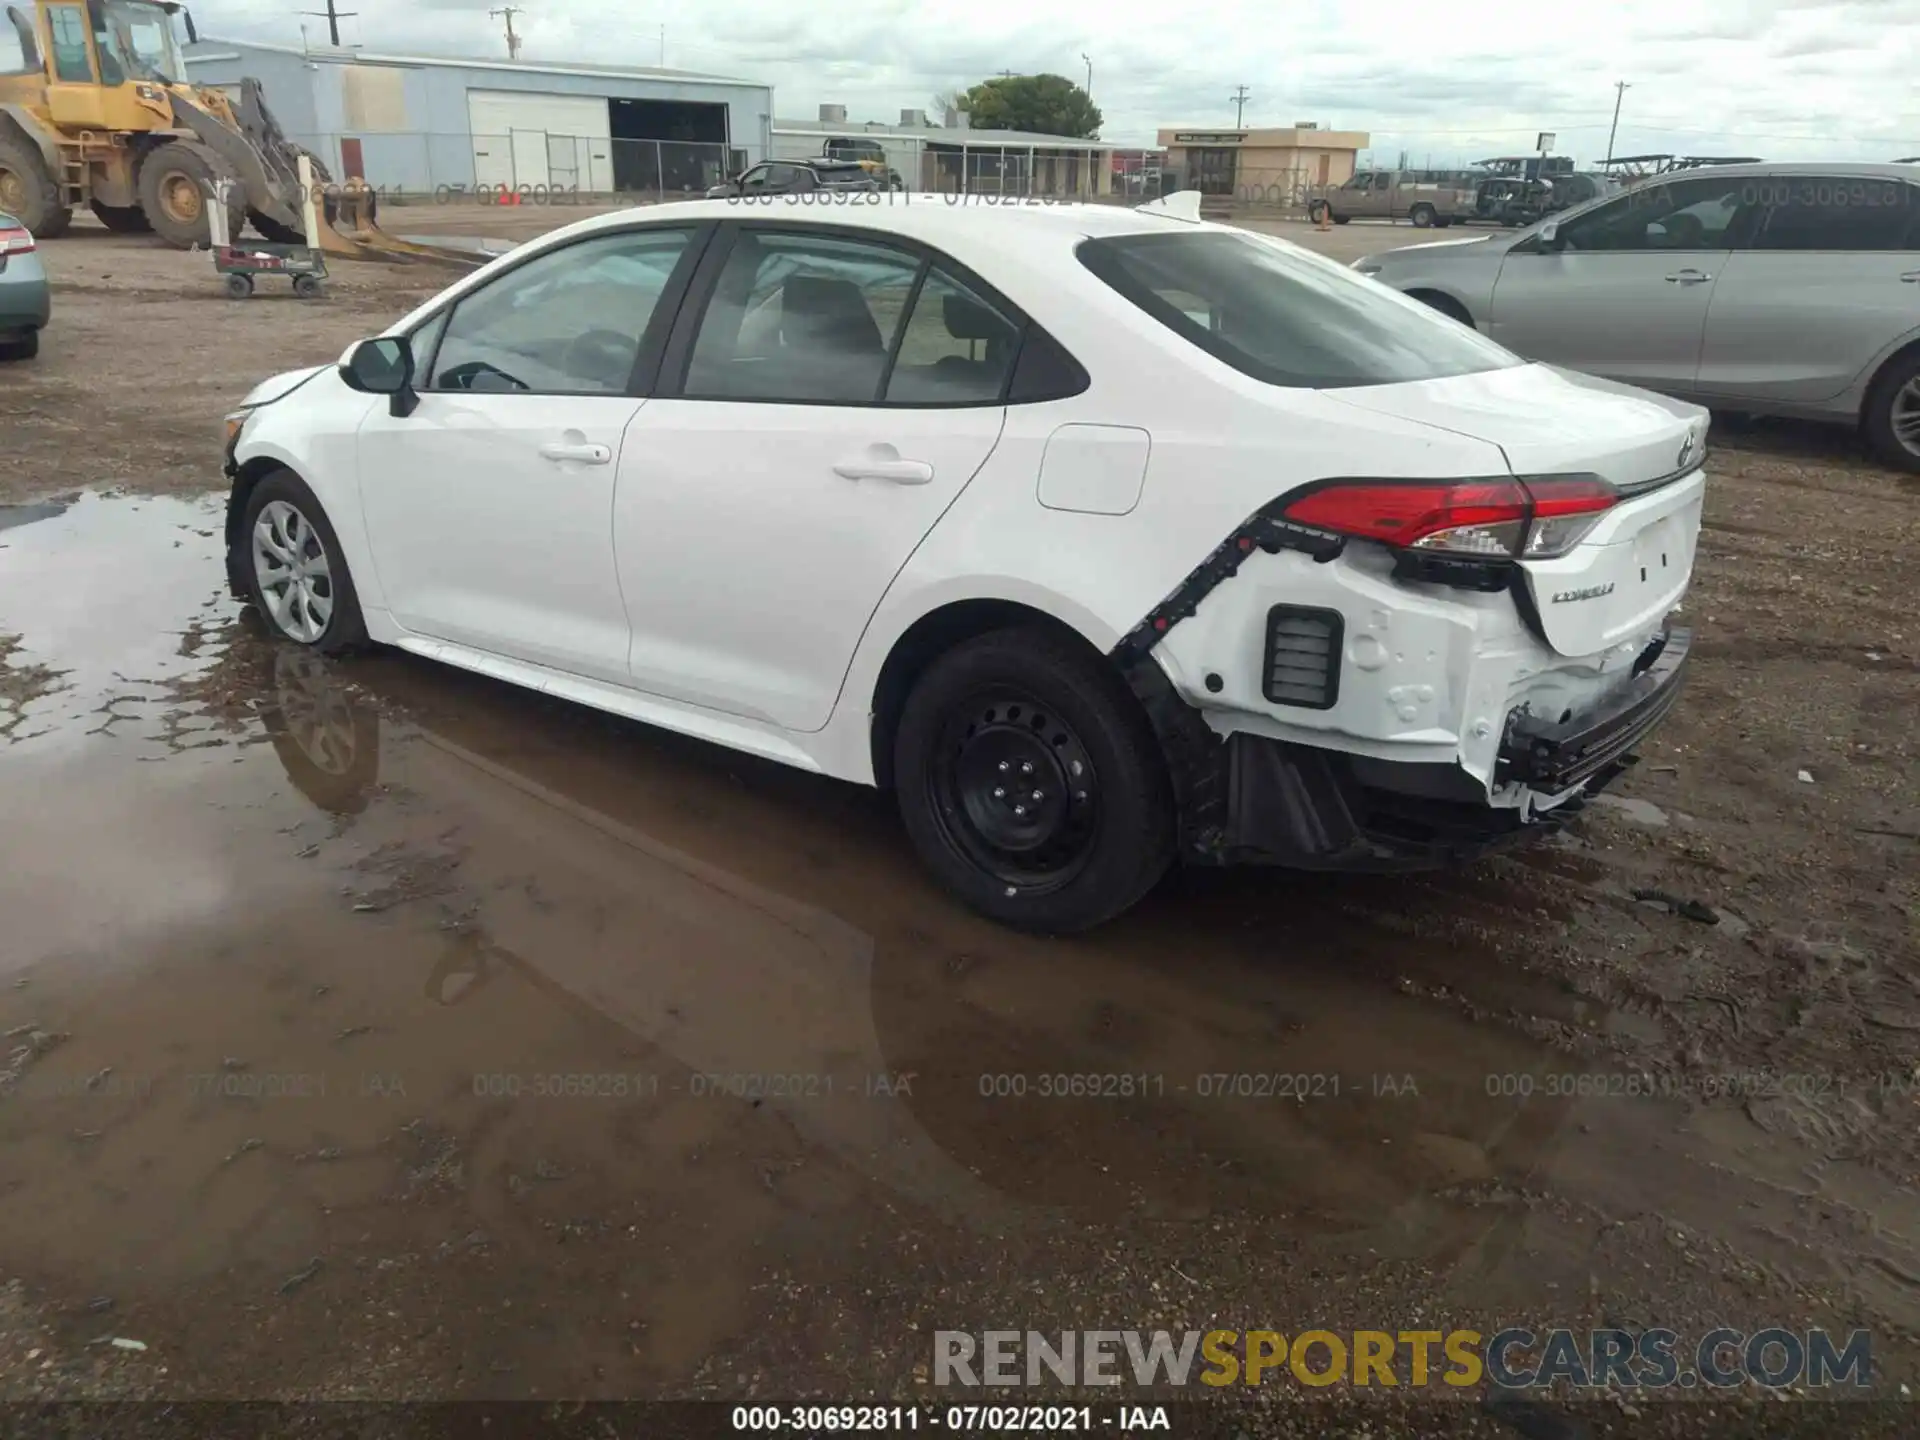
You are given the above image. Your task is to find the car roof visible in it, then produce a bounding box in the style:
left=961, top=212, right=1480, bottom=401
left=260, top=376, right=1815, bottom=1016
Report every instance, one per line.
left=802, top=157, right=872, bottom=171
left=1629, top=160, right=1919, bottom=182
left=549, top=194, right=1209, bottom=252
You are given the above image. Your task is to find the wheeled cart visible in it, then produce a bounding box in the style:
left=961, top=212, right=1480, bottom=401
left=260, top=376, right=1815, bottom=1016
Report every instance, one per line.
left=213, top=243, right=328, bottom=299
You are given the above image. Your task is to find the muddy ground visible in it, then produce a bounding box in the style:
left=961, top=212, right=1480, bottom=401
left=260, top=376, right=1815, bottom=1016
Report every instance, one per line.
left=0, top=209, right=1916, bottom=1436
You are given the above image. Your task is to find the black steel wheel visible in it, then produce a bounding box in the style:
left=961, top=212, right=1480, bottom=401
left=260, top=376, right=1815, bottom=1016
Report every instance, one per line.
left=929, top=686, right=1103, bottom=895
left=893, top=625, right=1175, bottom=933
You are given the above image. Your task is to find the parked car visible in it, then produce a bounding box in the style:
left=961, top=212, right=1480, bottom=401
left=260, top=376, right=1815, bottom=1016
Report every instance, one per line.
left=1466, top=170, right=1619, bottom=228
left=0, top=210, right=48, bottom=360
left=822, top=136, right=908, bottom=191
left=706, top=158, right=880, bottom=199
left=219, top=194, right=1706, bottom=932
left=1307, top=169, right=1477, bottom=228
left=1352, top=161, right=1920, bottom=471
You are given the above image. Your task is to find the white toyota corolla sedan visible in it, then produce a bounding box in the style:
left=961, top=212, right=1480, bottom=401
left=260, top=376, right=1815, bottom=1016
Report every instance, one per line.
left=221, top=191, right=1707, bottom=933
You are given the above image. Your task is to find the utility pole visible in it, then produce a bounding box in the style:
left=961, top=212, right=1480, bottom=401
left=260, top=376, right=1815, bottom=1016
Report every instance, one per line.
left=1606, top=80, right=1630, bottom=163
left=1081, top=52, right=1092, bottom=97
left=1230, top=84, right=1250, bottom=129
left=490, top=5, right=524, bottom=60
left=658, top=23, right=665, bottom=66
left=300, top=0, right=354, bottom=47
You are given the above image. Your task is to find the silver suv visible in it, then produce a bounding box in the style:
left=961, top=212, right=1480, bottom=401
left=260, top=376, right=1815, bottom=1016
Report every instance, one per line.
left=1352, top=162, right=1920, bottom=471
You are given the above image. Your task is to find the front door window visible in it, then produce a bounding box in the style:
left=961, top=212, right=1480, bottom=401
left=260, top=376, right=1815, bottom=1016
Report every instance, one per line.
left=47, top=4, right=93, bottom=81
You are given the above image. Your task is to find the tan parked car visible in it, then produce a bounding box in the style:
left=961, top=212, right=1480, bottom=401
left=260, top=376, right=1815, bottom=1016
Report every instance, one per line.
left=1308, top=169, right=1476, bottom=228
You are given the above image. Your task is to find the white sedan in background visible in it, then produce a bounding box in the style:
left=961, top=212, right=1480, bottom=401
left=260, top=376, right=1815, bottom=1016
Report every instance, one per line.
left=221, top=192, right=1706, bottom=933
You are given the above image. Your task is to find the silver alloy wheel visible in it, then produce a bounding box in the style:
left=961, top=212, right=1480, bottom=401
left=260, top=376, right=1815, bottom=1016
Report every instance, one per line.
left=273, top=648, right=357, bottom=776
left=252, top=499, right=334, bottom=643
left=1893, top=377, right=1920, bottom=458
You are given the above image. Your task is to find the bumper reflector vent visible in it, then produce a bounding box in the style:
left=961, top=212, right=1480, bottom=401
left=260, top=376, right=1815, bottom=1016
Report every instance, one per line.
left=1263, top=606, right=1344, bottom=710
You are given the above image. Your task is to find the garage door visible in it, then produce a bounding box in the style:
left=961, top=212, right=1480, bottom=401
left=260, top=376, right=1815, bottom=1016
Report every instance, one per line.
left=467, top=90, right=614, bottom=194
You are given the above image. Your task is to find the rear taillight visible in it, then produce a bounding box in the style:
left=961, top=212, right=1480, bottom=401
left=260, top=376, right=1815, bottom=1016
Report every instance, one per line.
left=0, top=226, right=33, bottom=255
left=1282, top=475, right=1616, bottom=561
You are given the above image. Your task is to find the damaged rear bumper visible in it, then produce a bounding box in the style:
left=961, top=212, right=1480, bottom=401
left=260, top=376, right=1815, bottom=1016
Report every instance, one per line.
left=1137, top=627, right=1691, bottom=873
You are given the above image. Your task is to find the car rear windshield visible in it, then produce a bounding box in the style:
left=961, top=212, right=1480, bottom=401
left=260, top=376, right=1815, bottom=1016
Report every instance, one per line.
left=1076, top=230, right=1522, bottom=389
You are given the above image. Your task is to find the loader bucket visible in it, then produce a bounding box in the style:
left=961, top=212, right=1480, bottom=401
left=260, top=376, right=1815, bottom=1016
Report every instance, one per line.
left=309, top=183, right=490, bottom=269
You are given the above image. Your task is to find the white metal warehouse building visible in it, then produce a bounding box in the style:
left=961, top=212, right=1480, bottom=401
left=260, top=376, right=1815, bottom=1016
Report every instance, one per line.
left=182, top=38, right=773, bottom=198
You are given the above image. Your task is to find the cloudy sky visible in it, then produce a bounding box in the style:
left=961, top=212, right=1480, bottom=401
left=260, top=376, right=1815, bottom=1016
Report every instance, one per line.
left=195, top=0, right=1920, bottom=163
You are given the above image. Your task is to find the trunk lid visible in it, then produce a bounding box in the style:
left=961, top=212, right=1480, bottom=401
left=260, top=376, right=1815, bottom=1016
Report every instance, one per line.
left=1329, top=362, right=1709, bottom=658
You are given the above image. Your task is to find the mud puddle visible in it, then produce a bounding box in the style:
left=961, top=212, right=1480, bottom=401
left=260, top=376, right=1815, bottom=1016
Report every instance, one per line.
left=2, top=493, right=1917, bottom=1400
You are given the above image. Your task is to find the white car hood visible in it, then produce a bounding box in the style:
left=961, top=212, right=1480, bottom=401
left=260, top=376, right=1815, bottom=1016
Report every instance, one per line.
left=1326, top=361, right=1707, bottom=489
left=241, top=364, right=330, bottom=409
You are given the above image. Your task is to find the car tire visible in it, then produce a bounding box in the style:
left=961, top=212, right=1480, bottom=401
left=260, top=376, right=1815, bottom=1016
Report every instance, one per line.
left=1409, top=203, right=1436, bottom=228
left=1307, top=200, right=1329, bottom=224
left=1434, top=217, right=1455, bottom=228
left=1409, top=291, right=1474, bottom=329
left=1862, top=348, right=1920, bottom=475
left=892, top=625, right=1176, bottom=934
left=239, top=469, right=370, bottom=655
left=1332, top=213, right=1350, bottom=225
left=0, top=329, right=37, bottom=361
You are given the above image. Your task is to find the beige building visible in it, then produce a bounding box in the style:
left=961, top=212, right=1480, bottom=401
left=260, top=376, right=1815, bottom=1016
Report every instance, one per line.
left=1157, top=125, right=1369, bottom=202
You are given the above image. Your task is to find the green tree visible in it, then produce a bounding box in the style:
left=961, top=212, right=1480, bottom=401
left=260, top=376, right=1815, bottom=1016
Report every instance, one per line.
left=958, top=74, right=1102, bottom=139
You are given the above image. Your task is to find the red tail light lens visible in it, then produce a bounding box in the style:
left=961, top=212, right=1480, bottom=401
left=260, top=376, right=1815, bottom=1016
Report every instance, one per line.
left=0, top=226, right=34, bottom=255
left=1519, top=475, right=1618, bottom=557
left=1282, top=475, right=1616, bottom=561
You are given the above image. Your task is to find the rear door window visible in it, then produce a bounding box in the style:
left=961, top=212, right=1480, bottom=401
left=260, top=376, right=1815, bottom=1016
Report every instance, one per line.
left=1077, top=229, right=1521, bottom=388
left=1748, top=176, right=1920, bottom=251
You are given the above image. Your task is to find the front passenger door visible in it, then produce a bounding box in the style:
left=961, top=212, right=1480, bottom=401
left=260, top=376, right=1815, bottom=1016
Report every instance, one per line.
left=357, top=225, right=706, bottom=684
left=1489, top=175, right=1759, bottom=390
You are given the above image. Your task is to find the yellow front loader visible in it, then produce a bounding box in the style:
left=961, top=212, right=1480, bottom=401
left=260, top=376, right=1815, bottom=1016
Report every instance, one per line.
left=0, top=0, right=477, bottom=264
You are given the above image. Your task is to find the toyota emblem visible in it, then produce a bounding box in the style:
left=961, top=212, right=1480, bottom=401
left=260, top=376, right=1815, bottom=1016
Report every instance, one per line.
left=1677, top=433, right=1696, bottom=469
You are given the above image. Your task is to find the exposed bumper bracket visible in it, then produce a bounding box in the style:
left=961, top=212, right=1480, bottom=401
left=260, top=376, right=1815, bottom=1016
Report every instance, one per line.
left=1497, top=627, right=1692, bottom=791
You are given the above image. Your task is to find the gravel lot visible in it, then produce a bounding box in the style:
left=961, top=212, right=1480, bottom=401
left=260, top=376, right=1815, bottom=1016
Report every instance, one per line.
left=0, top=205, right=1915, bottom=1436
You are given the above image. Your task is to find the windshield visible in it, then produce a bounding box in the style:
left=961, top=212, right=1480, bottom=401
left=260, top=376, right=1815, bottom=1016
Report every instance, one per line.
left=1077, top=229, right=1521, bottom=389
left=91, top=0, right=182, bottom=84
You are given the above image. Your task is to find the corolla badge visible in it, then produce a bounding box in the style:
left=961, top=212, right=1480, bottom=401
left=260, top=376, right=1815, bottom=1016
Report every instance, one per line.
left=1552, top=583, right=1616, bottom=604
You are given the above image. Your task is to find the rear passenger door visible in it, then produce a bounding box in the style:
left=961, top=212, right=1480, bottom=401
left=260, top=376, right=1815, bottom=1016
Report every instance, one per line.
left=1694, top=172, right=1920, bottom=404
left=613, top=224, right=1023, bottom=731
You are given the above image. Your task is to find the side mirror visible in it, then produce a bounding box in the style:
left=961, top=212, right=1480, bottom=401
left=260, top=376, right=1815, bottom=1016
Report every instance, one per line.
left=181, top=7, right=198, bottom=42
left=1537, top=219, right=1560, bottom=248
left=340, top=336, right=418, bottom=415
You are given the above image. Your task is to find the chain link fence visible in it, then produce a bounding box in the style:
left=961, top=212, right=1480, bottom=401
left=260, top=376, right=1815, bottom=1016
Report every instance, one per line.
left=280, top=130, right=1147, bottom=203
left=282, top=132, right=747, bottom=203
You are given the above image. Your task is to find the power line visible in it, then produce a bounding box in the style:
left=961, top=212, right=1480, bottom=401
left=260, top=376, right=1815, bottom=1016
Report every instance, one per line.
left=300, top=0, right=355, bottom=47
left=1230, top=84, right=1250, bottom=128
left=489, top=5, right=524, bottom=60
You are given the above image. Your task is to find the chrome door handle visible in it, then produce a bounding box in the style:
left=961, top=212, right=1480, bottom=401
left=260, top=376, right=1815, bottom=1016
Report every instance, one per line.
left=1665, top=269, right=1712, bottom=285
left=538, top=441, right=611, bottom=465
left=833, top=459, right=934, bottom=485
left=1901, top=271, right=1920, bottom=283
